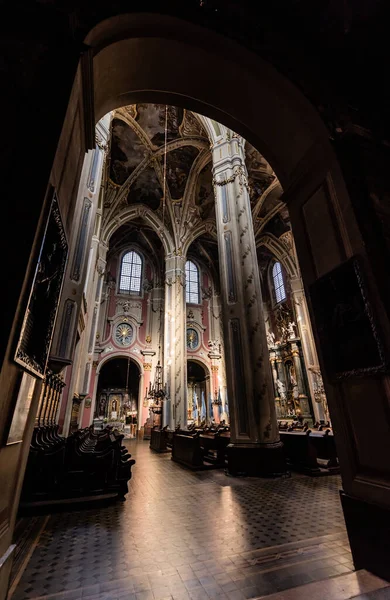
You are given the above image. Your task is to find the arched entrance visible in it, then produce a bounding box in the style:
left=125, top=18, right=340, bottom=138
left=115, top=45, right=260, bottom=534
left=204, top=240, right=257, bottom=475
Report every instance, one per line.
left=65, top=13, right=388, bottom=502
left=187, top=360, right=209, bottom=425
left=2, top=14, right=389, bottom=594
left=95, top=357, right=140, bottom=437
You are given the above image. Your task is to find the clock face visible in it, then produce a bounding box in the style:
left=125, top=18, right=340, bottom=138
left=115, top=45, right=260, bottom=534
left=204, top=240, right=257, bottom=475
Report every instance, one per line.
left=186, top=328, right=199, bottom=350
left=115, top=322, right=133, bottom=346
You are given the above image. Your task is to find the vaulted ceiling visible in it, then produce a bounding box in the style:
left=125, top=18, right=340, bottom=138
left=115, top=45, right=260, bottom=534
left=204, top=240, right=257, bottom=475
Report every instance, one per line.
left=103, top=103, right=290, bottom=262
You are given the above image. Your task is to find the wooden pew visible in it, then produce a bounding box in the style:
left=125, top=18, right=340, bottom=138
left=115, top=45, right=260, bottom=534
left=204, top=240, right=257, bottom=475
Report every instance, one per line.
left=280, top=429, right=340, bottom=476
left=309, top=430, right=339, bottom=472
left=150, top=427, right=170, bottom=452
left=171, top=432, right=205, bottom=469
left=20, top=426, right=135, bottom=509
left=199, top=430, right=230, bottom=466
left=280, top=430, right=321, bottom=475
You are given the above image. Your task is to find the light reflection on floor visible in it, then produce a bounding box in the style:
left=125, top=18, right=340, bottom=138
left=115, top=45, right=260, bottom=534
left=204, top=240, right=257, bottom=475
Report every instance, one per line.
left=12, top=440, right=354, bottom=600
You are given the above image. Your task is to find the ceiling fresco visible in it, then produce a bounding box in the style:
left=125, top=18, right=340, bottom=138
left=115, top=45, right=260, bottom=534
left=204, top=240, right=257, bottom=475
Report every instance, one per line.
left=105, top=104, right=290, bottom=278
left=110, top=119, right=147, bottom=185
left=126, top=166, right=162, bottom=210
left=195, top=163, right=214, bottom=219
left=166, top=146, right=199, bottom=199
left=135, top=104, right=184, bottom=146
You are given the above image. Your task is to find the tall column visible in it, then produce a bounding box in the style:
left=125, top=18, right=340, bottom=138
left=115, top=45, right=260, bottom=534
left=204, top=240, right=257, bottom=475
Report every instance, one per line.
left=290, top=275, right=327, bottom=423
left=164, top=252, right=187, bottom=429
left=212, top=133, right=285, bottom=475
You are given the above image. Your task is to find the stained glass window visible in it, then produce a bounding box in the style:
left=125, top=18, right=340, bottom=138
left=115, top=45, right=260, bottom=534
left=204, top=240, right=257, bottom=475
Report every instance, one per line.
left=119, top=251, right=142, bottom=294
left=186, top=260, right=200, bottom=304
left=272, top=261, right=286, bottom=303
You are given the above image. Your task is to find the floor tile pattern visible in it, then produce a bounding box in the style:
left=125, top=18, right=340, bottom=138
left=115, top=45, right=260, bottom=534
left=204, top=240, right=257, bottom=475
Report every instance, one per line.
left=11, top=440, right=353, bottom=600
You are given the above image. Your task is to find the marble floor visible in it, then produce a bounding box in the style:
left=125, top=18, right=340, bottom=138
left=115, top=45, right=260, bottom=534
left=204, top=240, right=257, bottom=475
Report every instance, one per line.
left=10, top=440, right=356, bottom=600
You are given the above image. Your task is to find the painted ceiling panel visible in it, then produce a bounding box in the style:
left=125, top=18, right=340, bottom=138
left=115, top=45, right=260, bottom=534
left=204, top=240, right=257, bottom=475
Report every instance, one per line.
left=166, top=146, right=199, bottom=199
left=110, top=118, right=148, bottom=185
left=126, top=166, right=162, bottom=210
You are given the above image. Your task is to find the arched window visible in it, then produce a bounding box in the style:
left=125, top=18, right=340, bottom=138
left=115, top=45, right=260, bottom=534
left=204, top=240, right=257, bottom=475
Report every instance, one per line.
left=119, top=251, right=142, bottom=294
left=272, top=261, right=286, bottom=303
left=186, top=260, right=200, bottom=304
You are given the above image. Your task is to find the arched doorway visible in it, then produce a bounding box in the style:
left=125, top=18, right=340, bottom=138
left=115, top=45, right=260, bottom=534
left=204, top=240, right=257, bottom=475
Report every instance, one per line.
left=53, top=12, right=390, bottom=530
left=2, top=14, right=389, bottom=593
left=96, top=357, right=140, bottom=437
left=187, top=360, right=209, bottom=425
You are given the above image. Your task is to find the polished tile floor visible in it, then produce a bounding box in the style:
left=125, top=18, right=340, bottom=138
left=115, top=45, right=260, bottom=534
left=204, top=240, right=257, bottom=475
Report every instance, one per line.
left=11, top=440, right=355, bottom=600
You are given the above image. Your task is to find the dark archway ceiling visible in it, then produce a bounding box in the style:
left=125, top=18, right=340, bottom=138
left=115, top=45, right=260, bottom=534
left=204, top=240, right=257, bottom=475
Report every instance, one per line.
left=98, top=357, right=140, bottom=391
left=187, top=360, right=207, bottom=382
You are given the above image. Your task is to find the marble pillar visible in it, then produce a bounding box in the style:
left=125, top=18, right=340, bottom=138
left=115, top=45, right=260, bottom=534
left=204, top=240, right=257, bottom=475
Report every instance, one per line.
left=164, top=252, right=187, bottom=429
left=212, top=134, right=285, bottom=475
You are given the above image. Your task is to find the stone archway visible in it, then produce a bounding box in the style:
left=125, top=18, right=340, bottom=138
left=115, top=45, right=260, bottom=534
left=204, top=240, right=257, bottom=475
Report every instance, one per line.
left=2, top=15, right=389, bottom=595
left=75, top=12, right=387, bottom=494
left=95, top=356, right=141, bottom=436
left=76, top=15, right=390, bottom=553
left=85, top=13, right=333, bottom=191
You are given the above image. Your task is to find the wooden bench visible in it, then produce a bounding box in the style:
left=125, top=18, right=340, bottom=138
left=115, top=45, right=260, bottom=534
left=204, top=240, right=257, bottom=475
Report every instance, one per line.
left=280, top=430, right=339, bottom=476
left=199, top=430, right=230, bottom=466
left=172, top=433, right=204, bottom=469
left=21, top=425, right=135, bottom=508
left=150, top=427, right=170, bottom=452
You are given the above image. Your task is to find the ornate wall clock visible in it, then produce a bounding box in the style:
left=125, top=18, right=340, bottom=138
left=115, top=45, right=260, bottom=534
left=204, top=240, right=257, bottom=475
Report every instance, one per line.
left=115, top=322, right=133, bottom=346
left=186, top=327, right=199, bottom=350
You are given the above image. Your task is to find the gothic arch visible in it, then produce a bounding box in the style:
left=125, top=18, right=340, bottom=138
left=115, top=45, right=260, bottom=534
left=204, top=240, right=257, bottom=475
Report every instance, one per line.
left=85, top=13, right=334, bottom=190
left=102, top=204, right=175, bottom=254
left=187, top=356, right=211, bottom=381
left=257, top=233, right=298, bottom=280
left=96, top=352, right=143, bottom=375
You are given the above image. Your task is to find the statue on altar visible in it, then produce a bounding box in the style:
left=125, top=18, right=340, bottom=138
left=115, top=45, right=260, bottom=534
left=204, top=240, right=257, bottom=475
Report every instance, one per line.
left=276, top=379, right=286, bottom=400
left=111, top=397, right=118, bottom=419
left=99, top=395, right=106, bottom=416
left=287, top=321, right=297, bottom=340
left=267, top=330, right=276, bottom=347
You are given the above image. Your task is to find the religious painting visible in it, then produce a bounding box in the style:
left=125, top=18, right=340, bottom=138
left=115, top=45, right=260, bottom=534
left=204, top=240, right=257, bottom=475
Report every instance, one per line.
left=309, top=256, right=386, bottom=380
left=109, top=393, right=122, bottom=419
left=187, top=328, right=199, bottom=350
left=6, top=373, right=36, bottom=445
left=15, top=191, right=68, bottom=378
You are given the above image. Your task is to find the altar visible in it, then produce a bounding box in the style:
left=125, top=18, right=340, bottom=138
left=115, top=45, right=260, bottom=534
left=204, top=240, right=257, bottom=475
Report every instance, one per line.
left=269, top=337, right=313, bottom=423
left=95, top=387, right=139, bottom=437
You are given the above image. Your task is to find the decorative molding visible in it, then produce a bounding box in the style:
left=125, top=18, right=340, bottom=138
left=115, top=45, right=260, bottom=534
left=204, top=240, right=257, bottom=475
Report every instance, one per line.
left=213, top=166, right=250, bottom=195
left=71, top=198, right=92, bottom=282
left=224, top=232, right=236, bottom=303
left=58, top=299, right=76, bottom=359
